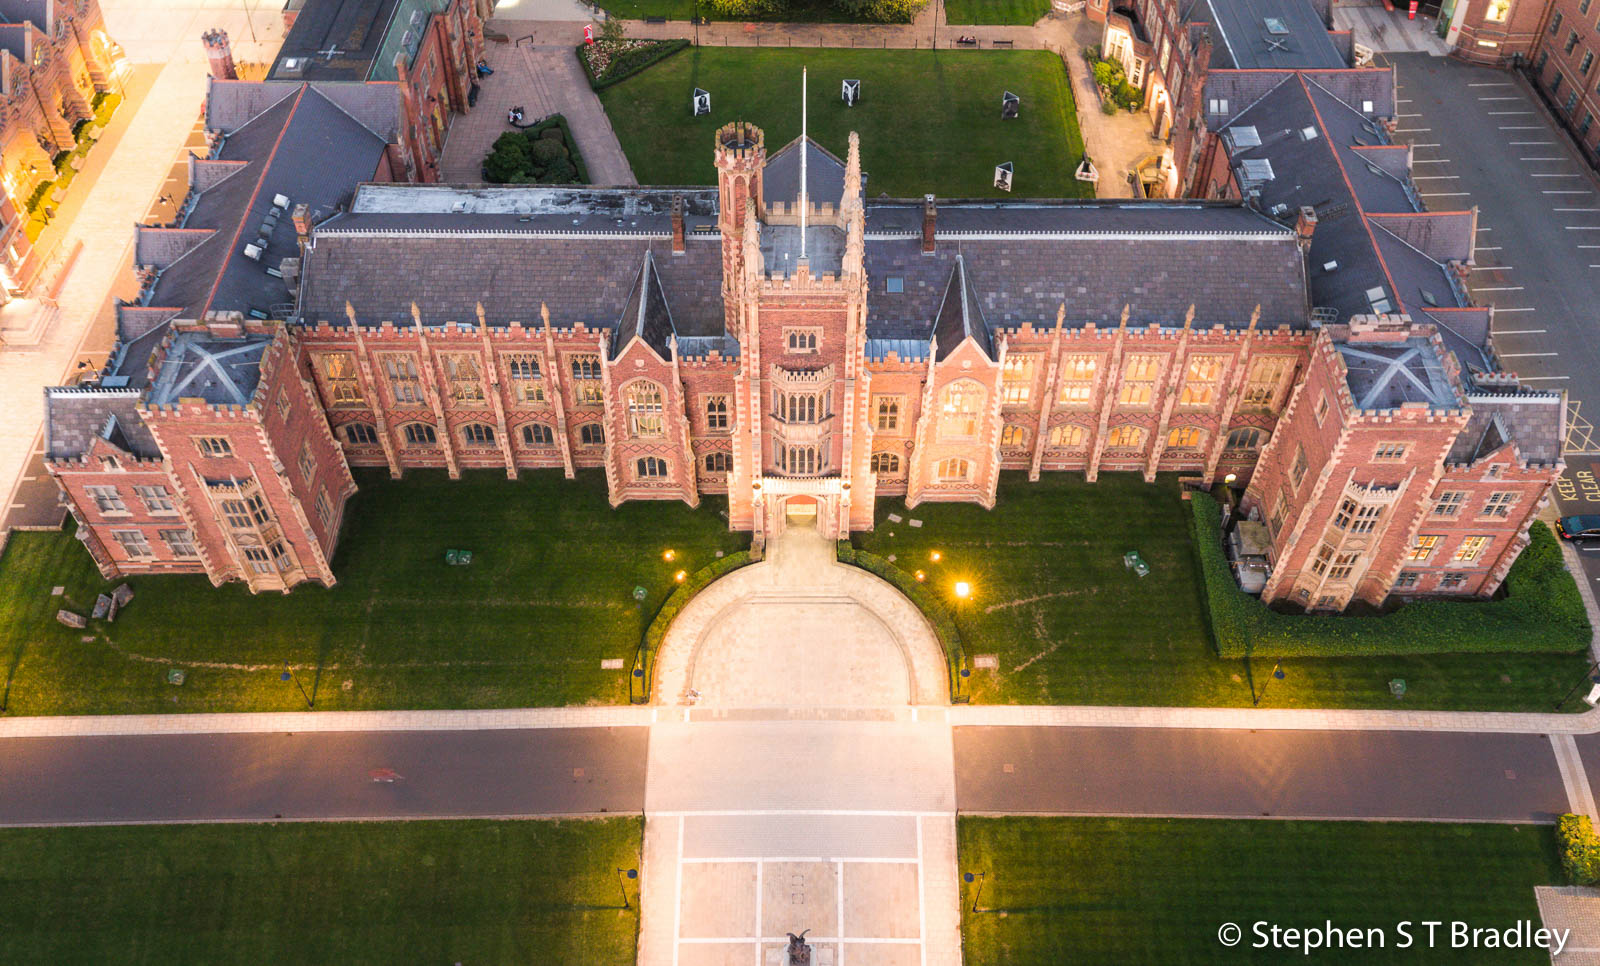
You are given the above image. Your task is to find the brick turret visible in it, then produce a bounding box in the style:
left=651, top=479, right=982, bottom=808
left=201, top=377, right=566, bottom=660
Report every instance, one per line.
left=201, top=29, right=237, bottom=80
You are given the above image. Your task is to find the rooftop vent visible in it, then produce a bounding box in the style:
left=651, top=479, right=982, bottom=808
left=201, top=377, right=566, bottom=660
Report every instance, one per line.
left=272, top=193, right=290, bottom=209
left=1270, top=202, right=1291, bottom=218
left=1421, top=289, right=1438, bottom=307
left=243, top=242, right=263, bottom=261
left=278, top=57, right=305, bottom=77
left=1322, top=260, right=1339, bottom=272
left=1299, top=125, right=1319, bottom=141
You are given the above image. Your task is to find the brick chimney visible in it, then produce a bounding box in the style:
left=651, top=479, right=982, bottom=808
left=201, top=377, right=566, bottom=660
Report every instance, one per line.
left=292, top=203, right=312, bottom=252
left=1295, top=206, right=1318, bottom=254
left=201, top=29, right=237, bottom=80
left=671, top=194, right=685, bottom=254
left=922, top=194, right=936, bottom=254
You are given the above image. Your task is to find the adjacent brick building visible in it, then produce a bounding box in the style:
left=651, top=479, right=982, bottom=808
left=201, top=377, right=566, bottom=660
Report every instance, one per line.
left=0, top=0, right=126, bottom=292
left=45, top=120, right=1561, bottom=610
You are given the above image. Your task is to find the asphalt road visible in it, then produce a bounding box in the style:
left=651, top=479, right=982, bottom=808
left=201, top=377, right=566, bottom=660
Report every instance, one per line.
left=1387, top=53, right=1600, bottom=583
left=0, top=726, right=648, bottom=826
left=954, top=726, right=1568, bottom=822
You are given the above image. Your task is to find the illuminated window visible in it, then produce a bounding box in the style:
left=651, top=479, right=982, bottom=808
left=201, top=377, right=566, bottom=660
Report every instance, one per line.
left=1106, top=425, right=1145, bottom=448
left=1408, top=534, right=1441, bottom=561
left=1453, top=535, right=1491, bottom=563
left=1178, top=355, right=1224, bottom=407
left=871, top=452, right=900, bottom=473
left=1000, top=424, right=1029, bottom=448
left=1118, top=354, right=1161, bottom=407
left=939, top=381, right=985, bottom=439
left=1057, top=355, right=1098, bottom=406
left=1049, top=424, right=1086, bottom=447
left=627, top=382, right=665, bottom=438
left=1002, top=354, right=1037, bottom=406
left=317, top=352, right=362, bottom=406
left=1485, top=0, right=1510, bottom=22
left=937, top=457, right=971, bottom=481
left=571, top=353, right=604, bottom=405
left=1166, top=426, right=1202, bottom=449
left=1242, top=356, right=1292, bottom=408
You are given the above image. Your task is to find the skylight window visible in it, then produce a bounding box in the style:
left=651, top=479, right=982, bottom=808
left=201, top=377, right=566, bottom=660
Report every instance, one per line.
left=1366, top=286, right=1392, bottom=314
left=1300, top=126, right=1319, bottom=141
left=1238, top=159, right=1275, bottom=184
left=1230, top=126, right=1262, bottom=148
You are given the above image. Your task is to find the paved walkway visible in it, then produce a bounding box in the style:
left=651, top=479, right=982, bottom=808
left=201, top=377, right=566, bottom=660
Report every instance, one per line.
left=654, top=524, right=948, bottom=708
left=440, top=41, right=636, bottom=184
left=1332, top=0, right=1453, bottom=55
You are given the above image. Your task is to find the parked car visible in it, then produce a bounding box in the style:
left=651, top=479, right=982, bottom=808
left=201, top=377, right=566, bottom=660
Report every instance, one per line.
left=1557, top=515, right=1600, bottom=542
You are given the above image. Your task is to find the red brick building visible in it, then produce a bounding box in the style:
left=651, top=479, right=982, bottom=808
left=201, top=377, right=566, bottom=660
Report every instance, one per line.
left=0, top=0, right=128, bottom=294
left=45, top=122, right=1561, bottom=610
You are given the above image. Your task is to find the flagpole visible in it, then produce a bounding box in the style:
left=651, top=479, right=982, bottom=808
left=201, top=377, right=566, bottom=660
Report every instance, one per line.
left=800, top=67, right=808, bottom=261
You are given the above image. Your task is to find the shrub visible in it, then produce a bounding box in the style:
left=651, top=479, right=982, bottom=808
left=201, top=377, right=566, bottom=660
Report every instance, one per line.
left=1114, top=81, right=1144, bottom=111
left=831, top=0, right=929, bottom=23
left=482, top=132, right=533, bottom=183
left=1189, top=492, right=1591, bottom=657
left=836, top=544, right=968, bottom=699
left=530, top=138, right=568, bottom=164
left=539, top=126, right=565, bottom=140
left=1091, top=58, right=1123, bottom=89
left=540, top=158, right=578, bottom=183
left=634, top=551, right=755, bottom=702
left=1560, top=814, right=1600, bottom=885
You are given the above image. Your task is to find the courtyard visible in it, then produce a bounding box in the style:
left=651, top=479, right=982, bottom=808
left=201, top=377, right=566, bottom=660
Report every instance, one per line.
left=0, top=469, right=744, bottom=716
left=851, top=473, right=1593, bottom=712
left=957, top=816, right=1562, bottom=965
left=597, top=47, right=1090, bottom=198
left=0, top=817, right=641, bottom=965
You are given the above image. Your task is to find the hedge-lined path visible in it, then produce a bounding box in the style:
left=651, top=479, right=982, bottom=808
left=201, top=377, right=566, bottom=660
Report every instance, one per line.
left=651, top=523, right=949, bottom=707
left=438, top=41, right=636, bottom=184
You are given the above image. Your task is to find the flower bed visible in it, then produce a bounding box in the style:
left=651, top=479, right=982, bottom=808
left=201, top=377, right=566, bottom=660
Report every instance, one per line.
left=578, top=38, right=690, bottom=91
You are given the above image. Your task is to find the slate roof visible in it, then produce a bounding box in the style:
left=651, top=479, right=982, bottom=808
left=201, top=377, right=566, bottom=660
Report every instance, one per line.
left=44, top=388, right=161, bottom=461
left=932, top=256, right=993, bottom=361
left=270, top=0, right=424, bottom=82
left=1448, top=390, right=1565, bottom=465
left=206, top=78, right=402, bottom=142
left=1200, top=0, right=1346, bottom=69
left=764, top=136, right=846, bottom=209
left=613, top=252, right=676, bottom=357
left=147, top=332, right=273, bottom=407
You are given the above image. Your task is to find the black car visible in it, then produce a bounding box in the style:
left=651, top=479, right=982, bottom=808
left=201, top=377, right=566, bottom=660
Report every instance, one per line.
left=1557, top=515, right=1600, bottom=542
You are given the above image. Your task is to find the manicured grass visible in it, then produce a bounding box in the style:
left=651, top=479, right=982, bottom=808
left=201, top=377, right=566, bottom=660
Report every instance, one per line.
left=598, top=47, right=1090, bottom=198
left=942, top=0, right=1052, bottom=26
left=597, top=0, right=864, bottom=20
left=959, top=816, right=1560, bottom=964
left=0, top=818, right=640, bottom=966
left=0, top=469, right=745, bottom=715
left=851, top=472, right=1592, bottom=711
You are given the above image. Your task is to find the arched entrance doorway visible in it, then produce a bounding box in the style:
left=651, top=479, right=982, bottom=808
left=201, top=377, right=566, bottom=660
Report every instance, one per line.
left=784, top=495, right=818, bottom=528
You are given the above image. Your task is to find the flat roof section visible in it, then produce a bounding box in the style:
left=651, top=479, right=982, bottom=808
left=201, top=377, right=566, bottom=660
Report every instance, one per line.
left=1336, top=336, right=1460, bottom=411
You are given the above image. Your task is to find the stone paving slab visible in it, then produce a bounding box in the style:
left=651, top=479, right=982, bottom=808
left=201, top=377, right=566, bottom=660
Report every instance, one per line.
left=1538, top=887, right=1600, bottom=965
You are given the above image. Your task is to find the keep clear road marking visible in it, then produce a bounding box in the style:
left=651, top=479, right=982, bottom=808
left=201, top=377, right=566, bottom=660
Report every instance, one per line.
left=1499, top=352, right=1559, bottom=357
left=1494, top=329, right=1547, bottom=334
left=1475, top=286, right=1526, bottom=291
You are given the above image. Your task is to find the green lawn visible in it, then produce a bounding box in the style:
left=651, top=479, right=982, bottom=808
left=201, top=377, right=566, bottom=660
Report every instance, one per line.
left=598, top=47, right=1090, bottom=198
left=0, top=818, right=640, bottom=966
left=959, top=816, right=1560, bottom=964
left=851, top=472, right=1592, bottom=711
left=0, top=469, right=745, bottom=715
left=942, top=0, right=1053, bottom=26
left=596, top=0, right=868, bottom=20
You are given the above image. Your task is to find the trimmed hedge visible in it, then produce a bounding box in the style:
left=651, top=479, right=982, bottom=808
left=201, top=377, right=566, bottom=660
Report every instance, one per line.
left=632, top=550, right=754, bottom=702
left=577, top=38, right=690, bottom=91
left=1560, top=813, right=1600, bottom=885
left=1189, top=492, right=1591, bottom=658
left=836, top=542, right=969, bottom=700
left=481, top=114, right=590, bottom=185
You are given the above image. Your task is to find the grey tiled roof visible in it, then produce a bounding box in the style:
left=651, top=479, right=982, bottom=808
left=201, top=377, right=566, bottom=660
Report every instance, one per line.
left=44, top=388, right=160, bottom=461
left=1449, top=391, right=1564, bottom=465
left=1200, top=0, right=1346, bottom=69
left=147, top=332, right=273, bottom=407
left=764, top=136, right=846, bottom=209
left=613, top=252, right=676, bottom=357
left=269, top=0, right=406, bottom=82
left=933, top=256, right=992, bottom=361
left=207, top=78, right=401, bottom=141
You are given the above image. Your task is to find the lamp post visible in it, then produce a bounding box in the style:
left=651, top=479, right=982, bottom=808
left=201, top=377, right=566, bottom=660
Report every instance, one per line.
left=1251, top=660, right=1284, bottom=707
left=963, top=870, right=986, bottom=913
left=280, top=663, right=313, bottom=708
left=617, top=867, right=638, bottom=909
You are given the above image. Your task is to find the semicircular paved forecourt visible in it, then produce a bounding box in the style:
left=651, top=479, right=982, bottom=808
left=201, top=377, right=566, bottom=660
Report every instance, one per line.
left=652, top=525, right=950, bottom=707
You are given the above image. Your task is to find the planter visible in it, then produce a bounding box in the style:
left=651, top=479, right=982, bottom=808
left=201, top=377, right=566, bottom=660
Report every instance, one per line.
left=68, top=154, right=83, bottom=171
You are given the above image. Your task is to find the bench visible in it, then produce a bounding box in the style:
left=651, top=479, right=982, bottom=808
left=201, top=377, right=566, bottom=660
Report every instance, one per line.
left=646, top=15, right=667, bottom=22
left=991, top=38, right=1014, bottom=47
left=955, top=37, right=979, bottom=46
